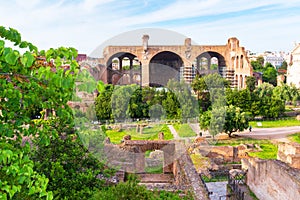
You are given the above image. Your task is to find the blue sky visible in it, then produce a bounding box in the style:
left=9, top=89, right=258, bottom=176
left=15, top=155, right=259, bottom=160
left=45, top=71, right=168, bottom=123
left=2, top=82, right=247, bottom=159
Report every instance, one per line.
left=1, top=0, right=300, bottom=56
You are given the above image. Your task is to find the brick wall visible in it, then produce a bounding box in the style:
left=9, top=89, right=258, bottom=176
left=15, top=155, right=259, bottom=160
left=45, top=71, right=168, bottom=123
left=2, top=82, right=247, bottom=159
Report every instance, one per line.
left=242, top=158, right=300, bottom=200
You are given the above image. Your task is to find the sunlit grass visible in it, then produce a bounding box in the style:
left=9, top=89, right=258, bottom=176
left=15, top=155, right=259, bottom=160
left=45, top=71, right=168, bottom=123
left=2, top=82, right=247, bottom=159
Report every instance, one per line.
left=214, top=137, right=278, bottom=160
left=289, top=133, right=300, bottom=144
left=105, top=124, right=173, bottom=144
left=145, top=164, right=163, bottom=174
left=215, top=138, right=270, bottom=146
left=249, top=118, right=300, bottom=128
left=248, top=143, right=278, bottom=159
left=173, top=123, right=197, bottom=137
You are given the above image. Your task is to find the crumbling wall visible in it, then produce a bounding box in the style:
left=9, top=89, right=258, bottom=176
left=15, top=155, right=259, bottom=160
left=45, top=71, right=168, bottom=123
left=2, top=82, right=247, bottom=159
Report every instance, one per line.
left=277, top=142, right=300, bottom=169
left=242, top=158, right=300, bottom=200
left=173, top=144, right=209, bottom=200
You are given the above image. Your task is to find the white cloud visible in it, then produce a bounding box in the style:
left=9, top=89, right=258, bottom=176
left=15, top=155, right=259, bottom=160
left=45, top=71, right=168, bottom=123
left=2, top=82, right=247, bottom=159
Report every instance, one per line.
left=0, top=0, right=300, bottom=54
left=15, top=0, right=41, bottom=9
left=80, top=0, right=116, bottom=11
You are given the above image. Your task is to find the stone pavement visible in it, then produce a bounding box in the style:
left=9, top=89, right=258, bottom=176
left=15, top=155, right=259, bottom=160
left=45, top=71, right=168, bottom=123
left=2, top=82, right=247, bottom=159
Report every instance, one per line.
left=205, top=181, right=228, bottom=200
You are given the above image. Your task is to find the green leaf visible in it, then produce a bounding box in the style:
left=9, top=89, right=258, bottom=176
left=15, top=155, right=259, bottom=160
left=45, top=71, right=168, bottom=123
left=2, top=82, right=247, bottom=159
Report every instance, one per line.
left=0, top=193, right=7, bottom=200
left=28, top=43, right=38, bottom=53
left=19, top=41, right=28, bottom=48
left=54, top=57, right=62, bottom=67
left=5, top=50, right=19, bottom=65
left=0, top=40, right=4, bottom=48
left=21, top=52, right=35, bottom=68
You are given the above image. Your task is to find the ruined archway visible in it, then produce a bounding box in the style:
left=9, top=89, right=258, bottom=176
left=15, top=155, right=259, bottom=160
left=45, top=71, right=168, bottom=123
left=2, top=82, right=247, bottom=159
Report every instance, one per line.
left=149, top=51, right=183, bottom=87
left=106, top=52, right=141, bottom=85
left=195, top=51, right=226, bottom=77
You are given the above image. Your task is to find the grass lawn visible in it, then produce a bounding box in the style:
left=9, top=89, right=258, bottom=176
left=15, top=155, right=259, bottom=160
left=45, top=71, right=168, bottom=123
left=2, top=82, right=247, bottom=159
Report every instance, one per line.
left=248, top=143, right=278, bottom=159
left=145, top=164, right=163, bottom=174
left=215, top=138, right=270, bottom=146
left=249, top=118, right=300, bottom=128
left=215, top=137, right=278, bottom=160
left=173, top=123, right=197, bottom=137
left=289, top=133, right=300, bottom=144
left=105, top=124, right=173, bottom=144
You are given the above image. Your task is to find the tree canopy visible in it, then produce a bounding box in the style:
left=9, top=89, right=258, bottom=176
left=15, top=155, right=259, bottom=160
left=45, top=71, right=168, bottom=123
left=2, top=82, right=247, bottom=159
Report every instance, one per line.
left=0, top=26, right=110, bottom=200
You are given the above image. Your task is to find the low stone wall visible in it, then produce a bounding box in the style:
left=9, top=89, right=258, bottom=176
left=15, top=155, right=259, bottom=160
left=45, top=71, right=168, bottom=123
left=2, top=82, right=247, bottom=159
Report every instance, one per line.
left=199, top=144, right=250, bottom=165
left=242, top=158, right=300, bottom=200
left=173, top=143, right=209, bottom=200
left=277, top=142, right=300, bottom=169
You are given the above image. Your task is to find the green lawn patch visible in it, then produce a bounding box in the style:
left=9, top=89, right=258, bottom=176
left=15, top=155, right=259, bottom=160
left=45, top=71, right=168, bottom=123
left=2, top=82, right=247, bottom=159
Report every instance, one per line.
left=215, top=138, right=269, bottom=146
left=201, top=174, right=228, bottom=183
left=214, top=137, right=278, bottom=160
left=106, top=124, right=173, bottom=144
left=173, top=123, right=197, bottom=137
left=145, top=164, right=163, bottom=174
left=249, top=118, right=300, bottom=128
left=248, top=143, right=278, bottom=159
left=289, top=133, right=300, bottom=144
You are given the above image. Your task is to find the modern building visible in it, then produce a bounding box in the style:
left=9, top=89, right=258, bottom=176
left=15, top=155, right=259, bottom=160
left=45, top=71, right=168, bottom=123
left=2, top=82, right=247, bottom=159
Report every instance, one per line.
left=247, top=51, right=287, bottom=68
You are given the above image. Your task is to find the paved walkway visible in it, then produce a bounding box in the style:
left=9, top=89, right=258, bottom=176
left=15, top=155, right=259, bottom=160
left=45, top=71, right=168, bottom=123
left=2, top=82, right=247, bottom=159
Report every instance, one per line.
left=235, top=126, right=300, bottom=140
left=188, top=123, right=300, bottom=141
left=206, top=181, right=228, bottom=200
left=188, top=123, right=210, bottom=137
left=167, top=125, right=180, bottom=139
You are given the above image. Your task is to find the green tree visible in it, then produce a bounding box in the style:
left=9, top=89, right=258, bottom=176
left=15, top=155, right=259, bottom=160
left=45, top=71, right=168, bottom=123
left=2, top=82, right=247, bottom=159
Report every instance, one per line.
left=149, top=104, right=166, bottom=120
left=199, top=105, right=249, bottom=137
left=257, top=56, right=264, bottom=66
left=255, top=83, right=285, bottom=118
left=167, top=79, right=198, bottom=121
left=111, top=84, right=138, bottom=122
left=162, top=90, right=180, bottom=119
left=192, top=74, right=229, bottom=112
left=226, top=88, right=251, bottom=113
left=273, top=84, right=300, bottom=105
left=262, top=63, right=277, bottom=86
left=95, top=84, right=114, bottom=122
left=129, top=87, right=149, bottom=119
left=31, top=133, right=110, bottom=200
left=76, top=69, right=98, bottom=93
left=191, top=75, right=211, bottom=112
left=86, top=103, right=97, bottom=121
left=0, top=26, right=79, bottom=199
left=223, top=105, right=249, bottom=137
left=91, top=175, right=192, bottom=200
left=251, top=60, right=263, bottom=71
left=246, top=76, right=256, bottom=92
left=279, top=61, right=288, bottom=70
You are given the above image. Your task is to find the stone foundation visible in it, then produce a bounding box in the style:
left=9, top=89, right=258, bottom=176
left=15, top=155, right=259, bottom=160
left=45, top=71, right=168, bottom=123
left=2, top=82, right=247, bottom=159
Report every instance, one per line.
left=242, top=158, right=300, bottom=200
left=173, top=143, right=209, bottom=200
left=277, top=142, right=300, bottom=169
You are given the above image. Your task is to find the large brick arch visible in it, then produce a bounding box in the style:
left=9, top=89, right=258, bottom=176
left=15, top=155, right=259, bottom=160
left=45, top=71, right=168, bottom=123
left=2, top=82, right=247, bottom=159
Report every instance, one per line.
left=194, top=51, right=227, bottom=76
left=99, top=37, right=253, bottom=89
left=149, top=51, right=184, bottom=87
left=106, top=52, right=141, bottom=85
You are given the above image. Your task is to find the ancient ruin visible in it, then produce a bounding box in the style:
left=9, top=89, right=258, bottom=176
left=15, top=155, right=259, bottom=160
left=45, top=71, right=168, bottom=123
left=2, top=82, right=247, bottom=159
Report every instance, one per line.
left=103, top=138, right=209, bottom=200
left=80, top=36, right=252, bottom=88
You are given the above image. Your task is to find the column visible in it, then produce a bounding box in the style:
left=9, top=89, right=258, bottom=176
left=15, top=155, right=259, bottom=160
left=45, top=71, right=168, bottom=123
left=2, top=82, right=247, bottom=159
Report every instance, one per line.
left=141, top=60, right=150, bottom=86
left=130, top=58, right=133, bottom=84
